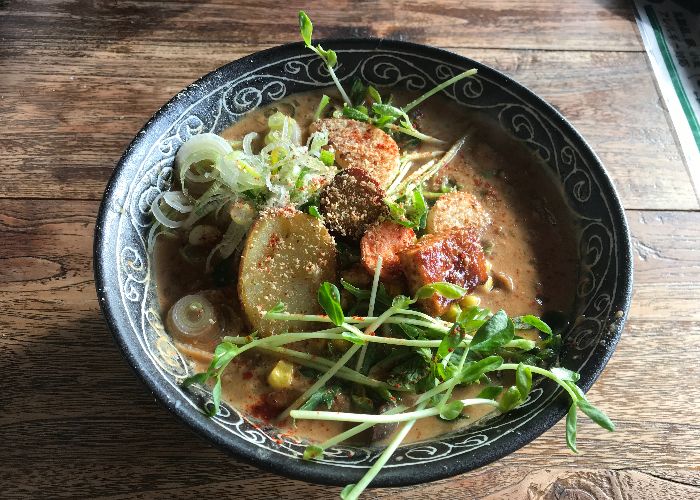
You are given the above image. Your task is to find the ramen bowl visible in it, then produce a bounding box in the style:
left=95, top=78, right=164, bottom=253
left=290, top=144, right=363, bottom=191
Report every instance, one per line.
left=94, top=39, right=632, bottom=487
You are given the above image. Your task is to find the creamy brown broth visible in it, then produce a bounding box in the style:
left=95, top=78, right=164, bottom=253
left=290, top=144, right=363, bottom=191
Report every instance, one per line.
left=155, top=88, right=578, bottom=445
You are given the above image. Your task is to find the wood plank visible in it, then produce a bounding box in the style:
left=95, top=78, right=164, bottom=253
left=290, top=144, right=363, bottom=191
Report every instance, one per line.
left=1, top=44, right=695, bottom=209
left=1, top=200, right=699, bottom=496
left=0, top=0, right=643, bottom=52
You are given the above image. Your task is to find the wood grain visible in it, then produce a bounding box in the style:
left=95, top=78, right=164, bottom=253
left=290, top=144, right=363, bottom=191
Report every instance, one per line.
left=2, top=0, right=642, bottom=51
left=1, top=44, right=696, bottom=208
left=2, top=1, right=699, bottom=498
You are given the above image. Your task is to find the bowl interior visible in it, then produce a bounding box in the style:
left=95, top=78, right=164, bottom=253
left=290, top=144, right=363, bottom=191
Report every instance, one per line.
left=94, top=39, right=632, bottom=487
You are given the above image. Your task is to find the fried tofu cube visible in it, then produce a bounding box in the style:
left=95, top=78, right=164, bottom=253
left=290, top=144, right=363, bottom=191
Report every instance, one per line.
left=399, top=228, right=488, bottom=315
left=361, top=221, right=416, bottom=279
left=310, top=118, right=401, bottom=188
left=426, top=191, right=491, bottom=237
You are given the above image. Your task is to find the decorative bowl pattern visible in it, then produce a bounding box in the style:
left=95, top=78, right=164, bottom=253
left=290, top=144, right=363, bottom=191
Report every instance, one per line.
left=94, top=39, right=632, bottom=487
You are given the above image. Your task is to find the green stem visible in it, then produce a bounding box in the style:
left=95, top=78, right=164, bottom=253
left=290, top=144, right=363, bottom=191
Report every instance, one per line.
left=248, top=344, right=403, bottom=391
left=341, top=402, right=428, bottom=500
left=402, top=69, right=478, bottom=112
left=291, top=398, right=497, bottom=424
left=499, top=363, right=579, bottom=402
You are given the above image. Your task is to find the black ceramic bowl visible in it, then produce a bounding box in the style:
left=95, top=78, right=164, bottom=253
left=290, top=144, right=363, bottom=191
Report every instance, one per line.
left=94, top=39, right=632, bottom=487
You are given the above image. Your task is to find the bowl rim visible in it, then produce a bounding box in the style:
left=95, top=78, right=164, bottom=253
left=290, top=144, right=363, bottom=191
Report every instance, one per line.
left=94, top=37, right=633, bottom=488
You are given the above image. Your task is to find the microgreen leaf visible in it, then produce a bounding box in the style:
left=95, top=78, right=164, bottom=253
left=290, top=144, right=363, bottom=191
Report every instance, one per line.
left=415, top=282, right=467, bottom=300
left=439, top=400, right=464, bottom=420
left=319, top=149, right=335, bottom=166
left=300, top=385, right=340, bottom=411
left=342, top=106, right=371, bottom=122
left=437, top=323, right=462, bottom=360
left=350, top=78, right=367, bottom=106
left=577, top=400, right=615, bottom=431
left=265, top=302, right=286, bottom=317
left=513, top=314, right=553, bottom=336
left=460, top=355, right=503, bottom=384
left=468, top=311, right=514, bottom=354
left=566, top=403, right=578, bottom=453
left=308, top=205, right=322, bottom=219
left=551, top=366, right=580, bottom=383
left=515, top=363, right=532, bottom=399
left=303, top=445, right=324, bottom=461
left=340, top=484, right=355, bottom=499
left=391, top=295, right=413, bottom=309
left=340, top=278, right=370, bottom=299
left=341, top=330, right=365, bottom=345
left=182, top=371, right=210, bottom=388
left=477, top=385, right=503, bottom=400
left=314, top=94, right=330, bottom=120
left=298, top=11, right=313, bottom=46
left=318, top=282, right=344, bottom=326
left=212, top=342, right=239, bottom=370
left=498, top=386, right=522, bottom=412
left=208, top=377, right=222, bottom=417
left=367, top=85, right=382, bottom=104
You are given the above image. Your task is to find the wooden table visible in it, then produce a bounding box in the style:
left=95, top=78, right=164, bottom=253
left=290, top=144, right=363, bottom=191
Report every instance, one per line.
left=2, top=1, right=699, bottom=498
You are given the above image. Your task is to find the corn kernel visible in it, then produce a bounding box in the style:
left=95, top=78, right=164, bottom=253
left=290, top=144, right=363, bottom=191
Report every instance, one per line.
left=477, top=276, right=494, bottom=293
left=485, top=259, right=493, bottom=273
left=442, top=303, right=462, bottom=322
left=267, top=360, right=295, bottom=389
left=460, top=294, right=481, bottom=308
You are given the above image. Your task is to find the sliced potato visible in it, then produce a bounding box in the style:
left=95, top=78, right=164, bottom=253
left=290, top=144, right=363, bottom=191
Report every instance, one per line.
left=238, top=208, right=336, bottom=336
left=311, top=118, right=401, bottom=188
left=426, top=191, right=491, bottom=236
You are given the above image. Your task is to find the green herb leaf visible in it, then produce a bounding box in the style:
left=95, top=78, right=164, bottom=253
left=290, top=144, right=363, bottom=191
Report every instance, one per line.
left=342, top=106, right=371, bottom=122
left=439, top=400, right=464, bottom=420
left=437, top=324, right=463, bottom=360
left=340, top=278, right=370, bottom=299
left=182, top=371, right=210, bottom=388
left=566, top=403, right=578, bottom=453
left=314, top=94, right=330, bottom=120
left=208, top=377, right=222, bottom=417
left=265, top=302, right=286, bottom=317
left=350, top=78, right=367, bottom=106
left=498, top=386, right=522, bottom=412
left=460, top=355, right=503, bottom=384
left=300, top=385, right=340, bottom=411
left=340, top=484, right=356, bottom=499
left=341, top=330, right=365, bottom=345
left=391, top=295, right=413, bottom=309
left=298, top=11, right=313, bottom=46
left=318, top=281, right=344, bottom=326
left=469, top=311, right=514, bottom=354
left=551, top=366, right=580, bottom=383
left=577, top=400, right=615, bottom=431
left=303, top=445, right=324, bottom=461
left=515, top=363, right=532, bottom=399
left=477, top=385, right=503, bottom=400
left=212, top=341, right=239, bottom=370
left=367, top=85, right=382, bottom=104
left=415, top=282, right=467, bottom=300
left=319, top=149, right=335, bottom=166
left=308, top=205, right=322, bottom=219
left=513, top=314, right=553, bottom=336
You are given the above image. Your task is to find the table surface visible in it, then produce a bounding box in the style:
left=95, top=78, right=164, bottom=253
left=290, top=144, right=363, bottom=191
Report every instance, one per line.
left=2, top=1, right=699, bottom=498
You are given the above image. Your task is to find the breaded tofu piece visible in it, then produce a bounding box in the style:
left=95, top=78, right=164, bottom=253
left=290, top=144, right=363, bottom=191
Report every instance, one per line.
left=399, top=228, right=488, bottom=316
left=361, top=221, right=416, bottom=279
left=426, top=191, right=491, bottom=236
left=238, top=208, right=336, bottom=336
left=311, top=118, right=401, bottom=188
left=319, top=167, right=389, bottom=240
